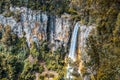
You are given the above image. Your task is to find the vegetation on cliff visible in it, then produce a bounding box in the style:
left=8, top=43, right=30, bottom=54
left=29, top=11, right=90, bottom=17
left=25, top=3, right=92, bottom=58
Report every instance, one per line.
left=0, top=24, right=66, bottom=80
left=0, top=0, right=70, bottom=15
left=75, top=0, right=120, bottom=80
left=0, top=0, right=120, bottom=80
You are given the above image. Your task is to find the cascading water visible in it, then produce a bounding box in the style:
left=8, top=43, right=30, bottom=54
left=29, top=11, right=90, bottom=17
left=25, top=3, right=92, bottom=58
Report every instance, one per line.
left=68, top=22, right=80, bottom=61
left=66, top=22, right=93, bottom=80
left=66, top=22, right=80, bottom=79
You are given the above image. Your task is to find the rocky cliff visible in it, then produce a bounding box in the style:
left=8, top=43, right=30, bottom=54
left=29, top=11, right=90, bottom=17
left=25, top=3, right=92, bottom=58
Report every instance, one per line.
left=0, top=6, right=73, bottom=51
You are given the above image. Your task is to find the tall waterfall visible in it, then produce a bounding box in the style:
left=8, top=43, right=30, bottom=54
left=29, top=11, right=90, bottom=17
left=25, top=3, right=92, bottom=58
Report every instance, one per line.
left=68, top=22, right=80, bottom=61
left=66, top=22, right=80, bottom=79
left=66, top=22, right=93, bottom=79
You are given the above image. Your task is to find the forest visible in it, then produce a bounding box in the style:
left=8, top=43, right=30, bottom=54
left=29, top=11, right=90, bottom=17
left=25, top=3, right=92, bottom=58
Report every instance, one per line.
left=0, top=0, right=120, bottom=80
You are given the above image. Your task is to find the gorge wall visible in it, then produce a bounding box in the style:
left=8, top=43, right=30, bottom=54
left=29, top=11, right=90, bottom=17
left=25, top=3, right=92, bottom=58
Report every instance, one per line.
left=0, top=6, right=95, bottom=80
left=0, top=0, right=120, bottom=80
left=0, top=6, right=73, bottom=51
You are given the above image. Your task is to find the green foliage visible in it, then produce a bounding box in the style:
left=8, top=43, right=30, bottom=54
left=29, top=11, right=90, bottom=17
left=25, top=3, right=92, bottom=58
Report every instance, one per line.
left=39, top=66, right=44, bottom=73
left=0, top=0, right=120, bottom=80
left=0, top=0, right=11, bottom=13
left=84, top=1, right=120, bottom=79
left=30, top=42, right=39, bottom=58
left=0, top=53, right=24, bottom=80
left=0, top=31, right=66, bottom=80
left=3, top=11, right=14, bottom=17
left=0, top=24, right=30, bottom=79
left=39, top=75, right=45, bottom=80
left=0, top=0, right=70, bottom=15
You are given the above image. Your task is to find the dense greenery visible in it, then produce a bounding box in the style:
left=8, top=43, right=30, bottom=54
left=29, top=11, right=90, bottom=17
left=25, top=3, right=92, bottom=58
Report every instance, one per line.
left=0, top=0, right=120, bottom=80
left=72, top=0, right=120, bottom=80
left=0, top=24, right=66, bottom=80
left=0, top=0, right=70, bottom=15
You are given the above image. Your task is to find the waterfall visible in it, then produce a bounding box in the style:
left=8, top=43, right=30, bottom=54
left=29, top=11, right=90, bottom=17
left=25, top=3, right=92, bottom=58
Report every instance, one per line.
left=66, top=22, right=93, bottom=79
left=68, top=22, right=80, bottom=61
left=66, top=22, right=80, bottom=79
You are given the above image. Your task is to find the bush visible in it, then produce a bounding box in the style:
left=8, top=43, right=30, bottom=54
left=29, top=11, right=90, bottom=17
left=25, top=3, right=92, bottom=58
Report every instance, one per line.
left=39, top=66, right=44, bottom=73
left=4, top=11, right=14, bottom=17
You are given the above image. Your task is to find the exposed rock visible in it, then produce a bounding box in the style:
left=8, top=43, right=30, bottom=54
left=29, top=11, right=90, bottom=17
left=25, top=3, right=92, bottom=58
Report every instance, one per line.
left=0, top=6, right=73, bottom=51
left=78, top=24, right=96, bottom=79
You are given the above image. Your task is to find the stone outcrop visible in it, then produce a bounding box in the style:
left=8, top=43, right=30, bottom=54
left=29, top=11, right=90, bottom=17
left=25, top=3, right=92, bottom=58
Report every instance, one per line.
left=0, top=6, right=73, bottom=51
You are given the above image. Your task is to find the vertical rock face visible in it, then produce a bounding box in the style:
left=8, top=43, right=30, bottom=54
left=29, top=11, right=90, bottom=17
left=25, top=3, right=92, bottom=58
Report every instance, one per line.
left=0, top=6, right=72, bottom=50
left=79, top=25, right=93, bottom=61
left=0, top=6, right=96, bottom=79
left=78, top=25, right=95, bottom=80
left=66, top=22, right=94, bottom=79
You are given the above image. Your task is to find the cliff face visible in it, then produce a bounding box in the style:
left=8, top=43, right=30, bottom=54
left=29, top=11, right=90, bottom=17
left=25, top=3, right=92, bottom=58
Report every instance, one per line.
left=0, top=6, right=72, bottom=51
left=65, top=22, right=95, bottom=79
left=0, top=0, right=120, bottom=80
left=77, top=25, right=96, bottom=80
left=0, top=6, right=96, bottom=80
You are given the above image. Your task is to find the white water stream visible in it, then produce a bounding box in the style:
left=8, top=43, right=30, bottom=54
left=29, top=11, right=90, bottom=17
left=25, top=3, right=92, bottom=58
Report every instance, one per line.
left=66, top=22, right=93, bottom=80
left=66, top=22, right=80, bottom=79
